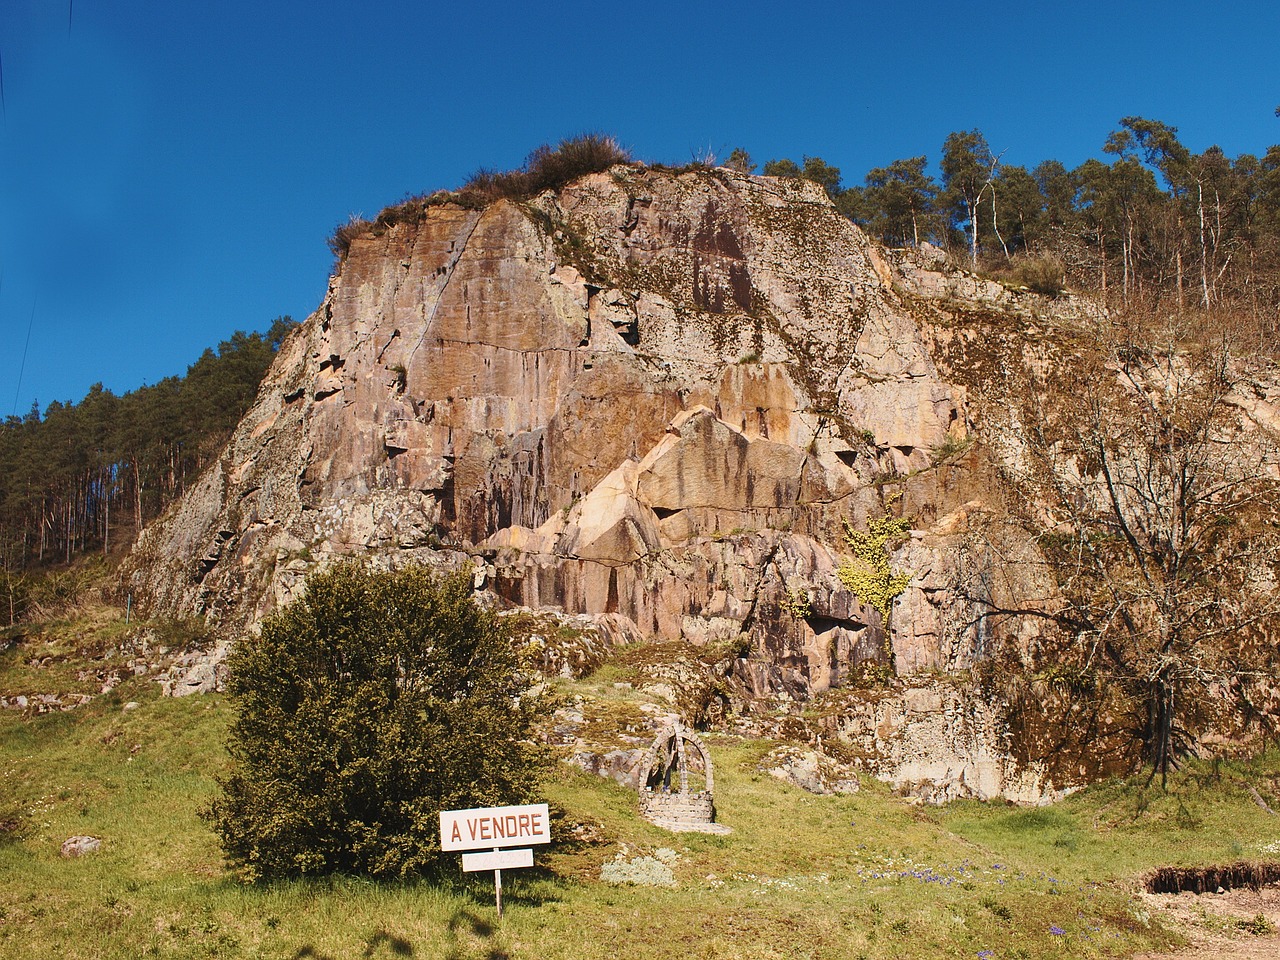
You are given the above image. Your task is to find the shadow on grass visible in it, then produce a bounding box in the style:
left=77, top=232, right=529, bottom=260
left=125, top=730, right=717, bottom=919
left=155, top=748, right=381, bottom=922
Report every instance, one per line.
left=232, top=870, right=564, bottom=960
left=495, top=868, right=564, bottom=909
left=288, top=928, right=415, bottom=960
left=446, top=908, right=511, bottom=960
left=365, top=930, right=414, bottom=956
left=0, top=807, right=25, bottom=846
left=448, top=908, right=494, bottom=938
left=204, top=864, right=567, bottom=908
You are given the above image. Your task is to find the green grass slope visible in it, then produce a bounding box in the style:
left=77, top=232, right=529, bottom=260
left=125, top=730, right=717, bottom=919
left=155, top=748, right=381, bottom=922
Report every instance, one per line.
left=3, top=601, right=1279, bottom=959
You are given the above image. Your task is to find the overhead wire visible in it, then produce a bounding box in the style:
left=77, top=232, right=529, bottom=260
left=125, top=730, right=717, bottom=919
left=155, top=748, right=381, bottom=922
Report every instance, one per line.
left=3, top=3, right=77, bottom=415
left=13, top=294, right=37, bottom=419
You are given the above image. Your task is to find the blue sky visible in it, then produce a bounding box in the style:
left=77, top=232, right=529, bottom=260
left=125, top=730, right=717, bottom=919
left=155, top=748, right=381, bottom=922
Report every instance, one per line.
left=2, top=0, right=1277, bottom=416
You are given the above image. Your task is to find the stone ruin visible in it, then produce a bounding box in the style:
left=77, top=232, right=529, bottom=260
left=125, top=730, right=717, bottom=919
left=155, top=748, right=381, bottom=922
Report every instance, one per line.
left=638, top=721, right=731, bottom=834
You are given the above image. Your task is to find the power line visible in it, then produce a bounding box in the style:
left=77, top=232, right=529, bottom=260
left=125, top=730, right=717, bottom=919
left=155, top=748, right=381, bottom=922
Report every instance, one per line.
left=13, top=295, right=37, bottom=419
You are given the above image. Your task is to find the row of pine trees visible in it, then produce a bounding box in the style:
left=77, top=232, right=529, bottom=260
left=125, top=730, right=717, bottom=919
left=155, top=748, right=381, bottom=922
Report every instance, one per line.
left=742, top=117, right=1280, bottom=313
left=0, top=320, right=295, bottom=590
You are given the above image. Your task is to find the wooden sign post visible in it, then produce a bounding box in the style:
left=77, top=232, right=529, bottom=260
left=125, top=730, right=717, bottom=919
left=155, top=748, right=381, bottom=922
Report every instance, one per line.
left=440, top=803, right=550, bottom=917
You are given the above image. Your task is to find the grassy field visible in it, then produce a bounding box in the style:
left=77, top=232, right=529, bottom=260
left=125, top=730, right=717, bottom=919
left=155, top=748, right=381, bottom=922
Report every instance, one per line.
left=3, top=607, right=1280, bottom=959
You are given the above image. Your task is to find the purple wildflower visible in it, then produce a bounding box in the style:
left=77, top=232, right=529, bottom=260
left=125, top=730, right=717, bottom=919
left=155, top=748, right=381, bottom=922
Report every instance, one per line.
left=1049, top=925, right=1066, bottom=936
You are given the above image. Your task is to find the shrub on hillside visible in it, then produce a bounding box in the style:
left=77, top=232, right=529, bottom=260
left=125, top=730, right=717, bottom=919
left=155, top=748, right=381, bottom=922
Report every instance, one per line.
left=1011, top=255, right=1065, bottom=296
left=327, top=215, right=374, bottom=260
left=206, top=563, right=546, bottom=881
left=18, top=558, right=110, bottom=622
left=457, top=134, right=630, bottom=205
left=324, top=135, right=630, bottom=257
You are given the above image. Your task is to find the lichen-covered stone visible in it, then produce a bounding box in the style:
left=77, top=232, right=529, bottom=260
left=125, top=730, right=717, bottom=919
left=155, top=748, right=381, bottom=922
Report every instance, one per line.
left=758, top=745, right=861, bottom=795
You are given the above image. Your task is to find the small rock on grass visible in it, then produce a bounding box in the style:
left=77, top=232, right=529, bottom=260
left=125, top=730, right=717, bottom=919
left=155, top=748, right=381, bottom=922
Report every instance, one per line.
left=60, top=836, right=102, bottom=858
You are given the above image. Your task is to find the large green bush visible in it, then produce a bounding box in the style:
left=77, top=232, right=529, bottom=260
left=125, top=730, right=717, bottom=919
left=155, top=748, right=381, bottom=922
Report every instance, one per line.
left=207, top=563, right=545, bottom=881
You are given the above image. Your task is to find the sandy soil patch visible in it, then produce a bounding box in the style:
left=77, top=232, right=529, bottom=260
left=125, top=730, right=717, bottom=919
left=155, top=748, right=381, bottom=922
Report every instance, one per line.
left=1134, top=883, right=1280, bottom=959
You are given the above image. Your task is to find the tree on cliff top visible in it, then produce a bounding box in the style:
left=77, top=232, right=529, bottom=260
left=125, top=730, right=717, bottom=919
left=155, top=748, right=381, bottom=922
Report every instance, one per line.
left=941, top=129, right=998, bottom=268
left=762, top=155, right=843, bottom=199
left=207, top=564, right=546, bottom=880
left=861, top=156, right=939, bottom=247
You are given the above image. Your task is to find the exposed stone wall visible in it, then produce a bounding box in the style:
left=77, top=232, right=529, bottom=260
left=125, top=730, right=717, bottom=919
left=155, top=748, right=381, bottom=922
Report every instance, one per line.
left=639, top=792, right=714, bottom=822
left=814, top=679, right=1071, bottom=804
left=124, top=166, right=1042, bottom=714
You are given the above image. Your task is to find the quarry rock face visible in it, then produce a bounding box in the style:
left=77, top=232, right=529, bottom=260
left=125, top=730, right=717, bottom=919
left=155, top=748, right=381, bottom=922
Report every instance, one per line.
left=127, top=165, right=1084, bottom=801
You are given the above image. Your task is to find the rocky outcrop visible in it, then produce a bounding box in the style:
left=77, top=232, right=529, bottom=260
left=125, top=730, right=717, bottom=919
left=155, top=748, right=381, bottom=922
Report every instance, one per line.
left=127, top=168, right=1001, bottom=689
left=817, top=680, right=1071, bottom=805
left=758, top=745, right=861, bottom=795
left=60, top=836, right=102, bottom=858
left=123, top=163, right=1097, bottom=800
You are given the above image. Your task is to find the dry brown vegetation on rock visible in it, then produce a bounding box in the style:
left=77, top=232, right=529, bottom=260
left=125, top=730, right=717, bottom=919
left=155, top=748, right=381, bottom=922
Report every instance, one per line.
left=458, top=133, right=631, bottom=204
left=326, top=213, right=374, bottom=260
left=325, top=135, right=632, bottom=260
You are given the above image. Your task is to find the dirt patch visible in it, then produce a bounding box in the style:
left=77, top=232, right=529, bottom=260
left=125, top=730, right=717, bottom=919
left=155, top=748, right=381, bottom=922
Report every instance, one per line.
left=1147, top=862, right=1280, bottom=895
left=1134, top=883, right=1280, bottom=959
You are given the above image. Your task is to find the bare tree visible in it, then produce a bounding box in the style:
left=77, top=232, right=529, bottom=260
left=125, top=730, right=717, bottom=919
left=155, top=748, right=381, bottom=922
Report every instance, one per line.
left=982, top=321, right=1280, bottom=784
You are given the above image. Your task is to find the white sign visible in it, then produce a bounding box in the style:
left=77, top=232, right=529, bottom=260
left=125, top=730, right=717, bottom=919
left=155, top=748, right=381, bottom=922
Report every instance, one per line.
left=439, top=802, right=551, bottom=852
left=461, top=848, right=534, bottom=872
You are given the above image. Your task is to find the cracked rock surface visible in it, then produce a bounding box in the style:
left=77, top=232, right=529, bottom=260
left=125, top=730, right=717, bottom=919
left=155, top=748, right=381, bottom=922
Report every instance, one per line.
left=123, top=165, right=1112, bottom=800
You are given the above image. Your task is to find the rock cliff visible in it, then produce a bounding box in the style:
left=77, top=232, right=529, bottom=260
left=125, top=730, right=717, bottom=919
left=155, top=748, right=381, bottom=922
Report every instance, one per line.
left=123, top=164, right=1138, bottom=800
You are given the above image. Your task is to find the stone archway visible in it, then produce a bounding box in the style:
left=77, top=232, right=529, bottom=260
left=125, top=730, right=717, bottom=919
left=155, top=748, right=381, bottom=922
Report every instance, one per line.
left=637, top=720, right=729, bottom=833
